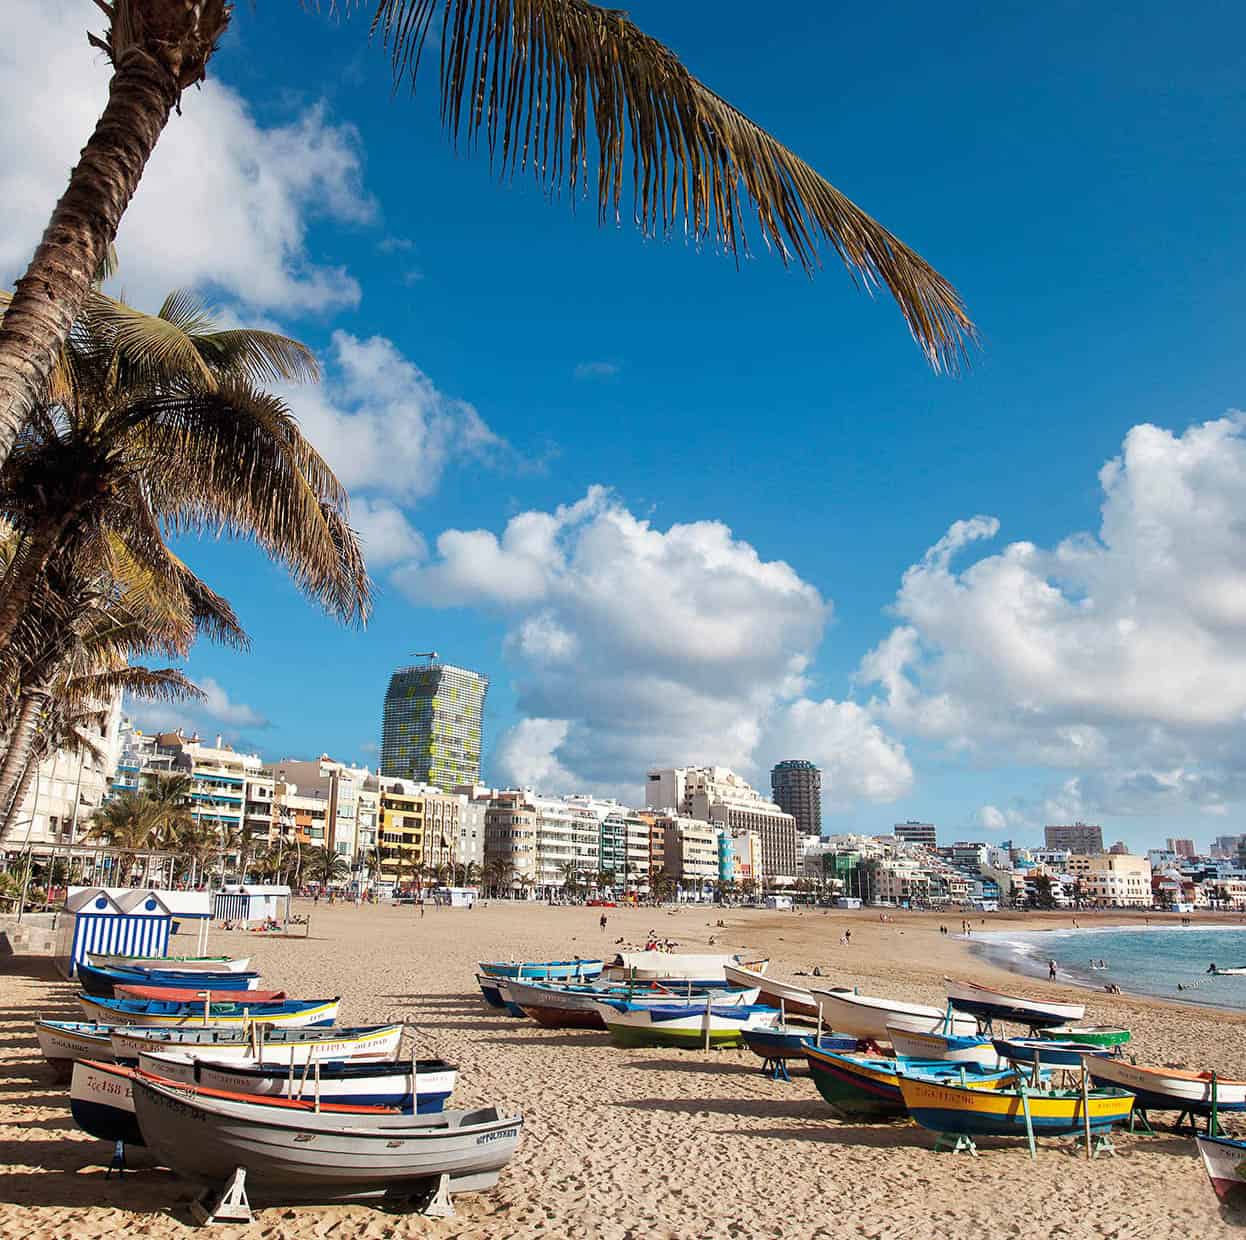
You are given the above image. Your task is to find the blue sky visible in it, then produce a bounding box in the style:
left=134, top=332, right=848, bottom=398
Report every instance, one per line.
left=6, top=1, right=1246, bottom=849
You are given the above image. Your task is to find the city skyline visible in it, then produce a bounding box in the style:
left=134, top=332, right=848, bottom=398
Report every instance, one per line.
left=11, top=2, right=1246, bottom=851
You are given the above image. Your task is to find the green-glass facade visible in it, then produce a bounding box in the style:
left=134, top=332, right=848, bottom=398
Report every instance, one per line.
left=380, top=662, right=488, bottom=790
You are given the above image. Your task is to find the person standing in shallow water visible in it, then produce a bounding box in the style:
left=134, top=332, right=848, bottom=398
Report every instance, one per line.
left=1049, top=958, right=1058, bottom=981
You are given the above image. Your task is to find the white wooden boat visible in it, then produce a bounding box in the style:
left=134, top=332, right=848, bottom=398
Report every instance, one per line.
left=812, top=989, right=978, bottom=1042
left=35, top=1020, right=115, bottom=1079
left=1197, top=1134, right=1246, bottom=1206
left=886, top=1025, right=1001, bottom=1068
left=110, top=1023, right=403, bottom=1065
left=1086, top=1057, right=1246, bottom=1114
left=88, top=953, right=252, bottom=973
left=723, top=963, right=818, bottom=1018
left=504, top=977, right=757, bottom=1029
left=605, top=952, right=768, bottom=983
left=131, top=1073, right=523, bottom=1203
left=944, top=977, right=1085, bottom=1028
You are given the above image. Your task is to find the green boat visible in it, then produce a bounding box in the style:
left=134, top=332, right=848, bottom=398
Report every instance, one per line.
left=592, top=1000, right=777, bottom=1049
left=1038, top=1024, right=1130, bottom=1048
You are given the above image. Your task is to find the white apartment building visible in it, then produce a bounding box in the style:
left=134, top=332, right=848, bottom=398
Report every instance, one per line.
left=659, top=815, right=720, bottom=889
left=1066, top=853, right=1153, bottom=906
left=157, top=731, right=262, bottom=843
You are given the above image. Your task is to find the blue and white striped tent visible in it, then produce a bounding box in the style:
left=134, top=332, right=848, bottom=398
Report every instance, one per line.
left=213, top=884, right=291, bottom=925
left=54, top=887, right=212, bottom=978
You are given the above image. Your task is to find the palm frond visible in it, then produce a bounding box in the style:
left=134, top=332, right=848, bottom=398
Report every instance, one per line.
left=70, top=665, right=204, bottom=706
left=191, top=329, right=320, bottom=385
left=354, top=0, right=976, bottom=372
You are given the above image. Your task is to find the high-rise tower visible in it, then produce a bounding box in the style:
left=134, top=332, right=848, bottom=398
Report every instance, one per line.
left=380, top=657, right=488, bottom=790
left=770, top=759, right=822, bottom=842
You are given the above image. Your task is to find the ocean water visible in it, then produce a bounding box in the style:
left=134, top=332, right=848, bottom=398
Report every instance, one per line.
left=972, top=924, right=1246, bottom=1010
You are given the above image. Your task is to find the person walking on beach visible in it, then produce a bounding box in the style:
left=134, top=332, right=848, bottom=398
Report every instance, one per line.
left=600, top=914, right=608, bottom=932
left=1048, top=958, right=1058, bottom=981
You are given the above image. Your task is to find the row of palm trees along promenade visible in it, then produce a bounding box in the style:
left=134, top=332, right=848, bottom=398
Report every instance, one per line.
left=0, top=2, right=976, bottom=911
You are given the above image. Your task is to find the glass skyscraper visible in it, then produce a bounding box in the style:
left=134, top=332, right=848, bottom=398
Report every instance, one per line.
left=380, top=660, right=488, bottom=790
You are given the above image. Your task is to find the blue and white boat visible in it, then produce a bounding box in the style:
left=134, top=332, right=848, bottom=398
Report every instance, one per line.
left=476, top=973, right=507, bottom=1008
left=887, top=1025, right=1002, bottom=1068
left=744, top=1026, right=858, bottom=1064
left=478, top=958, right=603, bottom=981
left=992, top=1037, right=1110, bottom=1069
left=76, top=960, right=260, bottom=998
left=109, top=1023, right=403, bottom=1065
left=137, top=1052, right=457, bottom=1112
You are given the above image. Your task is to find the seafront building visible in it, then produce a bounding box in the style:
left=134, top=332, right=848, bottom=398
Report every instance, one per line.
left=893, top=820, right=937, bottom=849
left=770, top=759, right=822, bottom=845
left=379, top=657, right=488, bottom=790
left=1044, top=821, right=1104, bottom=854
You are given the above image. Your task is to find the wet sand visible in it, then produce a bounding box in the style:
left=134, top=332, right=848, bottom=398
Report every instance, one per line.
left=1, top=901, right=1243, bottom=1237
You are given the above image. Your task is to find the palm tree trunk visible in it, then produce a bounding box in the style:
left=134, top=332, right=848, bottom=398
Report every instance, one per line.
left=0, top=685, right=50, bottom=820
left=0, top=757, right=38, bottom=843
left=0, top=0, right=231, bottom=471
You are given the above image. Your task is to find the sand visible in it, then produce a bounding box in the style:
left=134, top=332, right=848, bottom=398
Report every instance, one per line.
left=2, top=901, right=1244, bottom=1238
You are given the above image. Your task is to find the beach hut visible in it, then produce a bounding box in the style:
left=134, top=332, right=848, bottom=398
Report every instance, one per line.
left=213, top=884, right=292, bottom=925
left=54, top=887, right=212, bottom=978
left=431, top=886, right=478, bottom=908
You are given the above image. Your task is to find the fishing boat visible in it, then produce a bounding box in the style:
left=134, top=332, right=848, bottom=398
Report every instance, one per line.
left=88, top=953, right=251, bottom=973
left=506, top=978, right=757, bottom=1029
left=1197, top=1134, right=1246, bottom=1206
left=477, top=959, right=603, bottom=981
left=131, top=1072, right=523, bottom=1204
left=1086, top=1057, right=1246, bottom=1115
left=812, top=989, right=979, bottom=1042
left=114, top=985, right=286, bottom=1005
left=945, top=978, right=1085, bottom=1028
left=1208, top=965, right=1246, bottom=976
left=137, top=1053, right=457, bottom=1113
left=77, top=961, right=261, bottom=997
left=723, top=963, right=818, bottom=1018
left=886, top=1025, right=1001, bottom=1068
left=72, top=1060, right=410, bottom=1149
left=35, top=1020, right=116, bottom=1079
left=802, top=1045, right=1023, bottom=1122
left=110, top=1023, right=403, bottom=1065
left=604, top=952, right=768, bottom=984
left=898, top=1073, right=1134, bottom=1141
left=992, top=1037, right=1110, bottom=1069
left=593, top=1000, right=780, bottom=1048
left=476, top=974, right=506, bottom=1009
left=79, top=994, right=340, bottom=1029
left=743, top=1025, right=855, bottom=1066
left=1038, top=1024, right=1130, bottom=1048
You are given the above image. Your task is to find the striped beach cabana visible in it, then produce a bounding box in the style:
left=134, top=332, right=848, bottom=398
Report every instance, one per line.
left=212, top=884, right=291, bottom=925
left=54, top=887, right=212, bottom=978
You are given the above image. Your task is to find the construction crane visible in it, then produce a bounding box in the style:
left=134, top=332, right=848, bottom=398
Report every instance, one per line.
left=411, top=650, right=439, bottom=664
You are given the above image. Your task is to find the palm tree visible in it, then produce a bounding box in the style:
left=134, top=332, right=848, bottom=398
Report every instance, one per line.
left=0, top=4, right=976, bottom=474
left=0, top=286, right=367, bottom=666
left=305, top=845, right=351, bottom=889
left=559, top=859, right=581, bottom=899
left=86, top=790, right=157, bottom=883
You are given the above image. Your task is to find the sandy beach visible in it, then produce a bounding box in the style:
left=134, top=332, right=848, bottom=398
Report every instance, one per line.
left=2, top=901, right=1244, bottom=1238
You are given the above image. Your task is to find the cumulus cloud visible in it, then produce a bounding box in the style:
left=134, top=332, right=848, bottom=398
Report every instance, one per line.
left=349, top=498, right=428, bottom=568
left=129, top=677, right=270, bottom=739
left=398, top=488, right=911, bottom=807
left=861, top=414, right=1246, bottom=817
left=291, top=332, right=509, bottom=510
left=1, top=0, right=371, bottom=312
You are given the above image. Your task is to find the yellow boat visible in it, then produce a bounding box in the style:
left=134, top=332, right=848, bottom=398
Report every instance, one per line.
left=76, top=994, right=339, bottom=1029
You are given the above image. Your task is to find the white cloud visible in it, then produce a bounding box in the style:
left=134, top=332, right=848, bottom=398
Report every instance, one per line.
left=1, top=0, right=371, bottom=312
left=977, top=805, right=1008, bottom=831
left=129, top=676, right=269, bottom=738
left=291, top=332, right=508, bottom=510
left=399, top=488, right=911, bottom=808
left=350, top=498, right=428, bottom=568
left=574, top=361, right=621, bottom=380
left=861, top=414, right=1246, bottom=817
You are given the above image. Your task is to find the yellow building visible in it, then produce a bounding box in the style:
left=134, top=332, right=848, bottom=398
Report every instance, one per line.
left=376, top=779, right=462, bottom=886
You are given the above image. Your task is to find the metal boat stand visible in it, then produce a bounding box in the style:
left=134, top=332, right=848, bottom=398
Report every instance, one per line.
left=1071, top=1131, right=1118, bottom=1158
left=761, top=1057, right=791, bottom=1082
left=414, top=1173, right=455, bottom=1218
left=190, top=1167, right=253, bottom=1225
left=932, top=1132, right=978, bottom=1156
left=1128, top=1109, right=1157, bottom=1135
left=105, top=1140, right=127, bottom=1180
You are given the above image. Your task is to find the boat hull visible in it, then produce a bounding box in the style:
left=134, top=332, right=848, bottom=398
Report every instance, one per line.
left=475, top=976, right=506, bottom=1009
left=899, top=1075, right=1134, bottom=1138
left=595, top=1001, right=778, bottom=1049
left=79, top=995, right=339, bottom=1029
left=88, top=954, right=250, bottom=973
left=813, top=991, right=979, bottom=1042
left=131, top=1076, right=523, bottom=1202
left=478, top=959, right=603, bottom=980
left=743, top=1027, right=845, bottom=1062
left=70, top=1060, right=146, bottom=1145
left=77, top=961, right=259, bottom=997
left=888, top=1027, right=1001, bottom=1068
left=723, top=963, right=818, bottom=1019
left=1197, top=1135, right=1246, bottom=1206
left=1038, top=1025, right=1130, bottom=1048
left=524, top=1003, right=605, bottom=1030
left=993, top=1038, right=1109, bottom=1069
left=35, top=1021, right=115, bottom=1079
left=111, top=1024, right=402, bottom=1065
left=1086, top=1057, right=1246, bottom=1113
left=945, top=979, right=1085, bottom=1029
